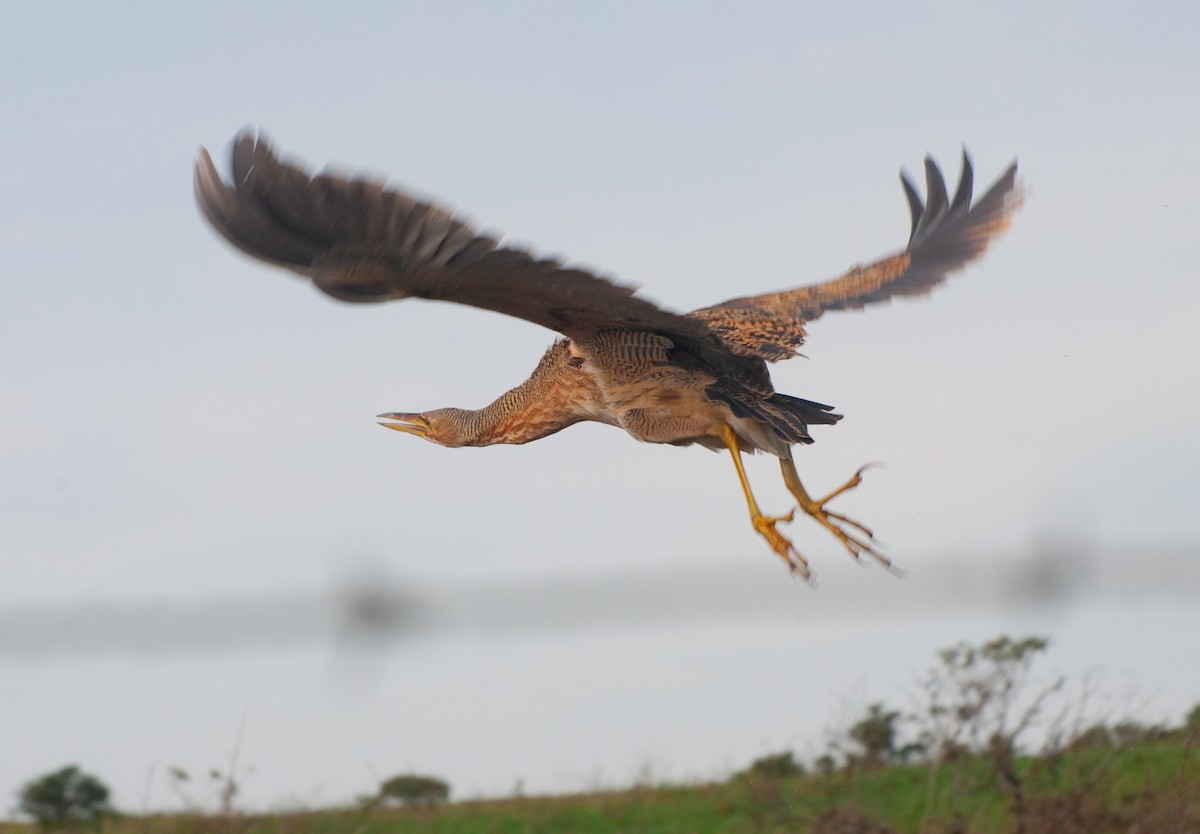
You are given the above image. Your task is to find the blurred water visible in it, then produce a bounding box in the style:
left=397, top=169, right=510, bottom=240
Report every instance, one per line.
left=2, top=541, right=1194, bottom=660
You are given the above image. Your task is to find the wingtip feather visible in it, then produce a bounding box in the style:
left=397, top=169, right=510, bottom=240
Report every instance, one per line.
left=899, top=169, right=924, bottom=245
left=950, top=147, right=974, bottom=213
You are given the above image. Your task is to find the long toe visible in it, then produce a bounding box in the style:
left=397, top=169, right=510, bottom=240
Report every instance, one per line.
left=752, top=512, right=812, bottom=579
left=800, top=500, right=889, bottom=569
left=790, top=465, right=891, bottom=570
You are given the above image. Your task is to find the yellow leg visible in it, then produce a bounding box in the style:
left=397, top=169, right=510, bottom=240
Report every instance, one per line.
left=711, top=424, right=812, bottom=578
left=779, top=457, right=891, bottom=569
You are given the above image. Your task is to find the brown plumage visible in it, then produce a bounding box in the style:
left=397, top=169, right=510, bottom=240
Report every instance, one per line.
left=194, top=130, right=1022, bottom=578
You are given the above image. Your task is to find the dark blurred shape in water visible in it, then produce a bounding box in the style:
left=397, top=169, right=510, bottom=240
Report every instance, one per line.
left=1, top=541, right=1195, bottom=661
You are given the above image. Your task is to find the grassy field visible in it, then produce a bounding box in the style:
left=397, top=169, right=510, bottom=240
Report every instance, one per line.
left=4, top=738, right=1195, bottom=834
left=9, top=639, right=1194, bottom=832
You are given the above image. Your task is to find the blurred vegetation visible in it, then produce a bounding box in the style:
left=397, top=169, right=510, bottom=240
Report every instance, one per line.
left=16, top=765, right=112, bottom=830
left=733, top=752, right=805, bottom=781
left=6, top=636, right=1197, bottom=833
left=373, top=775, right=450, bottom=809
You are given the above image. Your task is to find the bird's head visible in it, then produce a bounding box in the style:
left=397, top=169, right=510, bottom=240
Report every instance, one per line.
left=377, top=409, right=474, bottom=448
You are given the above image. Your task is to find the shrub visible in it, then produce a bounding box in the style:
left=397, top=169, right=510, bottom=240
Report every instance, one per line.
left=1184, top=702, right=1200, bottom=736
left=735, top=751, right=805, bottom=780
left=847, top=703, right=907, bottom=767
left=377, top=773, right=450, bottom=808
left=17, top=765, right=113, bottom=828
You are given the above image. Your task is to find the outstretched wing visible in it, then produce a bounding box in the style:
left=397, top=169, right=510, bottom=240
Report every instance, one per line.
left=194, top=130, right=717, bottom=344
left=691, top=152, right=1022, bottom=361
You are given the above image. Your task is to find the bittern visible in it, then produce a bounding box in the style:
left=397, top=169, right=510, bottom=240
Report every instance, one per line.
left=194, top=131, right=1021, bottom=578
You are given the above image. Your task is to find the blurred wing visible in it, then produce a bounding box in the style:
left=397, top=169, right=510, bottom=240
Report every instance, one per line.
left=691, top=151, right=1022, bottom=361
left=194, top=130, right=716, bottom=344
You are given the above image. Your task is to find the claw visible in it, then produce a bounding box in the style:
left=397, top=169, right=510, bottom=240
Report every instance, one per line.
left=750, top=509, right=812, bottom=579
left=781, top=459, right=893, bottom=571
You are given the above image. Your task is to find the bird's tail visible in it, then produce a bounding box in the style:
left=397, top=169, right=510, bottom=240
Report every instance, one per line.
left=766, top=394, right=842, bottom=446
left=712, top=387, right=842, bottom=447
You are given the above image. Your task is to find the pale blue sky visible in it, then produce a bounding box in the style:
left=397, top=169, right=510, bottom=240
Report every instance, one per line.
left=3, top=0, right=1198, bottom=813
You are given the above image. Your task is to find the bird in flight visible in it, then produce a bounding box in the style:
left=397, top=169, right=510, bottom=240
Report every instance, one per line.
left=194, top=131, right=1021, bottom=579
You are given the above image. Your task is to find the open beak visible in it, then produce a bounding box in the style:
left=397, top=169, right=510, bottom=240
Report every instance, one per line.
left=376, top=412, right=431, bottom=439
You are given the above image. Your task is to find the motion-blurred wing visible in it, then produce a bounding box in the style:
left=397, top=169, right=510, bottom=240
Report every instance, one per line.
left=691, top=152, right=1022, bottom=361
left=194, top=130, right=716, bottom=344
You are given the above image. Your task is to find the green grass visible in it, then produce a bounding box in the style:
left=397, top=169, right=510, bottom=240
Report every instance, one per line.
left=4, top=739, right=1196, bottom=834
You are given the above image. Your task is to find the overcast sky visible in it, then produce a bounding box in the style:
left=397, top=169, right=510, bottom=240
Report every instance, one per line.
left=3, top=0, right=1198, bottom=814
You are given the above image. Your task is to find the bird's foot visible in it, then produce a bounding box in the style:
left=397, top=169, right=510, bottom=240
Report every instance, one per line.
left=796, top=465, right=892, bottom=570
left=751, top=509, right=812, bottom=580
